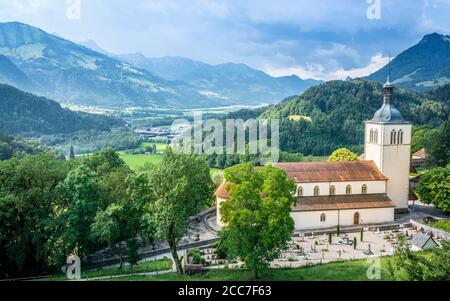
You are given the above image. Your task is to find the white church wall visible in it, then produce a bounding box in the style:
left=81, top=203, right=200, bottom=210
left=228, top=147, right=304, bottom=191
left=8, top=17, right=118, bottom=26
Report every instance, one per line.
left=291, top=207, right=394, bottom=230
left=296, top=180, right=386, bottom=197
left=291, top=210, right=339, bottom=230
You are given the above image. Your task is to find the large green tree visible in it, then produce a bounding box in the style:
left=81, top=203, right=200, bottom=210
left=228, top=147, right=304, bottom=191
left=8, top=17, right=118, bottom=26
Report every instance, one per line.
left=328, top=148, right=359, bottom=162
left=143, top=150, right=214, bottom=275
left=0, top=154, right=69, bottom=277
left=417, top=166, right=450, bottom=212
left=219, top=163, right=296, bottom=279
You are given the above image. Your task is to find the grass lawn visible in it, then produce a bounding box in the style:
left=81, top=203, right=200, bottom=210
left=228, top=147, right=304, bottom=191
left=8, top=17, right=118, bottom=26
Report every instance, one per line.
left=48, top=259, right=172, bottom=281
left=430, top=220, right=450, bottom=232
left=99, top=258, right=394, bottom=281
left=138, top=142, right=170, bottom=152
left=119, top=154, right=163, bottom=170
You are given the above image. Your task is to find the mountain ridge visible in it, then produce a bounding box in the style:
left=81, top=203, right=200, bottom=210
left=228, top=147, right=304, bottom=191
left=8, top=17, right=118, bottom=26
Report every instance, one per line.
left=365, top=32, right=450, bottom=91
left=0, top=22, right=320, bottom=108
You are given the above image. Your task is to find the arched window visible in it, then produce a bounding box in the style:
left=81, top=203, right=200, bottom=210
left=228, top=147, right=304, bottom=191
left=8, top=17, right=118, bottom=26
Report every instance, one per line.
left=297, top=186, right=303, bottom=197
left=329, top=185, right=336, bottom=196
left=314, top=186, right=320, bottom=196
left=391, top=130, right=397, bottom=145
left=346, top=185, right=352, bottom=195
left=320, top=213, right=326, bottom=222
left=370, top=129, right=374, bottom=143
left=398, top=130, right=404, bottom=145
left=362, top=184, right=368, bottom=194
left=374, top=129, right=379, bottom=144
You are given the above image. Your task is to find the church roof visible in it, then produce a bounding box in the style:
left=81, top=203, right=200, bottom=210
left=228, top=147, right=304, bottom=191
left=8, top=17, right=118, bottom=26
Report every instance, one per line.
left=292, top=194, right=396, bottom=212
left=274, top=161, right=387, bottom=183
left=369, top=103, right=409, bottom=124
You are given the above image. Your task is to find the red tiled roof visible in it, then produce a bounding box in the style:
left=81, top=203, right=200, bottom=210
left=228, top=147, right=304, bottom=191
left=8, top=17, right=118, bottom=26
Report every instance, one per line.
left=274, top=161, right=387, bottom=183
left=293, top=194, right=395, bottom=212
left=215, top=181, right=230, bottom=199
left=413, top=148, right=427, bottom=159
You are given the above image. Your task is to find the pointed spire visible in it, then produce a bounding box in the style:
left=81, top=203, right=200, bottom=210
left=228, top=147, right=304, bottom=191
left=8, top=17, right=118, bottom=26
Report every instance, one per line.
left=386, top=55, right=391, bottom=84
left=383, top=54, right=394, bottom=89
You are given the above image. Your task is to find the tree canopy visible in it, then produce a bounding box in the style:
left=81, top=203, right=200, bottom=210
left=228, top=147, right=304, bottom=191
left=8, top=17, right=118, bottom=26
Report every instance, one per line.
left=328, top=148, right=359, bottom=162
left=219, top=163, right=296, bottom=279
left=417, top=166, right=450, bottom=212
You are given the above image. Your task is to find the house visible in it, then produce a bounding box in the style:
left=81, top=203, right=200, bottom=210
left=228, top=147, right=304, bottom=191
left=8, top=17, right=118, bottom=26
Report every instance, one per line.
left=411, top=148, right=428, bottom=169
left=216, top=72, right=413, bottom=230
left=411, top=232, right=439, bottom=251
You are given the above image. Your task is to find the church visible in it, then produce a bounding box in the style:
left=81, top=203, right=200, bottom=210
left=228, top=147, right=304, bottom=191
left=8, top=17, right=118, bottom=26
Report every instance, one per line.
left=215, top=75, right=413, bottom=231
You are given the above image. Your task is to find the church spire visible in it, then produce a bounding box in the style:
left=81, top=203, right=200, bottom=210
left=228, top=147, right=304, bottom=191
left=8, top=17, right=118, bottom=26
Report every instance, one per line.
left=383, top=55, right=394, bottom=105
left=369, top=55, right=408, bottom=124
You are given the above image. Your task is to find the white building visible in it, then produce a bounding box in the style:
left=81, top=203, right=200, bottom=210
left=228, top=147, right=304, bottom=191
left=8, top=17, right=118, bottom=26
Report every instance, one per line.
left=216, top=75, right=412, bottom=231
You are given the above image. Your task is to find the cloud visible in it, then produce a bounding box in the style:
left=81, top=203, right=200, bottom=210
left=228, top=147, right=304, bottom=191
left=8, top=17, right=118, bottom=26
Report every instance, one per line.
left=266, top=54, right=390, bottom=81
left=0, top=0, right=449, bottom=81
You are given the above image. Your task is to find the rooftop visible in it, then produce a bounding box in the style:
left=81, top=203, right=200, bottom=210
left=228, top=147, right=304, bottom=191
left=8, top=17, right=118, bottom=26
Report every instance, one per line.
left=274, top=161, right=387, bottom=183
left=293, top=194, right=396, bottom=212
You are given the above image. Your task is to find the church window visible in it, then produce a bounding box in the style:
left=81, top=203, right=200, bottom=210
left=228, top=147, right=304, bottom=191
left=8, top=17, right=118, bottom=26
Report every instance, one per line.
left=374, top=129, right=378, bottom=144
left=330, top=185, right=336, bottom=195
left=362, top=184, right=368, bottom=194
left=398, top=130, right=404, bottom=144
left=297, top=186, right=303, bottom=197
left=390, top=130, right=397, bottom=144
left=370, top=129, right=374, bottom=143
left=314, top=186, right=320, bottom=196
left=346, top=185, right=352, bottom=195
left=320, top=213, right=326, bottom=222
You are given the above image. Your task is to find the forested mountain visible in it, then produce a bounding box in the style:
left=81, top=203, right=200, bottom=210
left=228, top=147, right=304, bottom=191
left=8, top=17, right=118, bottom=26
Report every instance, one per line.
left=0, top=84, right=122, bottom=136
left=0, top=22, right=318, bottom=108
left=366, top=33, right=450, bottom=92
left=260, top=80, right=449, bottom=155
left=118, top=54, right=321, bottom=105
left=0, top=55, right=35, bottom=91
left=427, top=84, right=450, bottom=104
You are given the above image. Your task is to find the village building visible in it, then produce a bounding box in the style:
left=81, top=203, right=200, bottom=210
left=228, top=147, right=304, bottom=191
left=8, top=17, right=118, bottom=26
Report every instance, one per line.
left=411, top=232, right=439, bottom=251
left=215, top=73, right=414, bottom=231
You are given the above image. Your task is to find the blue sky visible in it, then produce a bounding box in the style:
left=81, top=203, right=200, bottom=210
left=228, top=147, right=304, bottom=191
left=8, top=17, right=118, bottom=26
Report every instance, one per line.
left=0, top=0, right=449, bottom=80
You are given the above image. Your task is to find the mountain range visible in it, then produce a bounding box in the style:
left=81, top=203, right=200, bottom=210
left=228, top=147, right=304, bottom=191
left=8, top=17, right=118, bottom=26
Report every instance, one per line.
left=0, top=22, right=320, bottom=109
left=117, top=54, right=320, bottom=106
left=366, top=33, right=450, bottom=91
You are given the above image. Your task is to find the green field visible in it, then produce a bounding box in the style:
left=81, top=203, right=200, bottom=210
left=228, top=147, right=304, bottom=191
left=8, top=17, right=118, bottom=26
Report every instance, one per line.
left=119, top=154, right=163, bottom=170
left=48, top=259, right=172, bottom=281
left=97, top=258, right=394, bottom=281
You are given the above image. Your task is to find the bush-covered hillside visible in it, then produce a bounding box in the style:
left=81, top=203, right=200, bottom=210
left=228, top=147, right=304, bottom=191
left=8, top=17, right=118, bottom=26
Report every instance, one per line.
left=260, top=79, right=449, bottom=156
left=0, top=84, right=123, bottom=136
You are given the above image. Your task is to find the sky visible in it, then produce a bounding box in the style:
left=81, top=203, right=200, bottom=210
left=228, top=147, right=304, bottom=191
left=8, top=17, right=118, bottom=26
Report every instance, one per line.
left=0, top=0, right=449, bottom=80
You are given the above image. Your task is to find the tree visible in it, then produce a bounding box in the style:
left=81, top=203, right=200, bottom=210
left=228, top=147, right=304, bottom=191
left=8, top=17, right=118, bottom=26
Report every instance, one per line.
left=388, top=237, right=450, bottom=281
left=0, top=154, right=69, bottom=277
left=328, top=148, right=359, bottom=162
left=69, top=145, right=75, bottom=160
left=426, top=120, right=450, bottom=167
left=143, top=150, right=214, bottom=275
left=417, top=166, right=450, bottom=212
left=219, top=163, right=296, bottom=279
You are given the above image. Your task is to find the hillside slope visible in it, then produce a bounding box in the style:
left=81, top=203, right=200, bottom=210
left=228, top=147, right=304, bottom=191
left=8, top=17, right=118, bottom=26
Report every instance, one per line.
left=0, top=84, right=122, bottom=136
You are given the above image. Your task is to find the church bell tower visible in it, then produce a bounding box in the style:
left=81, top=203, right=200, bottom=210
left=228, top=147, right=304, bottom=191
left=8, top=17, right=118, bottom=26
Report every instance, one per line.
left=364, top=62, right=412, bottom=212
